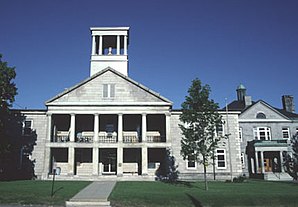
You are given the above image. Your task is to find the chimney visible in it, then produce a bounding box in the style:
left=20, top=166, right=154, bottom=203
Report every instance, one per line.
left=244, top=96, right=252, bottom=107
left=282, top=95, right=295, bottom=113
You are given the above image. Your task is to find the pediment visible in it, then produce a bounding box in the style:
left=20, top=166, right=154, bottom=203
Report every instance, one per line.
left=239, top=101, right=289, bottom=120
left=46, top=68, right=172, bottom=106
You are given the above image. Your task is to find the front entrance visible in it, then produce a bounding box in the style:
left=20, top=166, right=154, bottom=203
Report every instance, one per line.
left=263, top=158, right=272, bottom=172
left=100, top=148, right=117, bottom=175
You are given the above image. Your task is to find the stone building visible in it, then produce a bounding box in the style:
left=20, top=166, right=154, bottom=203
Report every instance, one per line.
left=18, top=27, right=242, bottom=180
left=226, top=85, right=298, bottom=180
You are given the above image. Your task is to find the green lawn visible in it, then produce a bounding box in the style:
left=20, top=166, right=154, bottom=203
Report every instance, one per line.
left=0, top=180, right=91, bottom=206
left=109, top=180, right=298, bottom=207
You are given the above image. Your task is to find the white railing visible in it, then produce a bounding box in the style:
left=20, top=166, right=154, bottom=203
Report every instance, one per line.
left=123, top=131, right=139, bottom=143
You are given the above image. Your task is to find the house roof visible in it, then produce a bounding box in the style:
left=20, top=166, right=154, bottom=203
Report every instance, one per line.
left=46, top=67, right=173, bottom=106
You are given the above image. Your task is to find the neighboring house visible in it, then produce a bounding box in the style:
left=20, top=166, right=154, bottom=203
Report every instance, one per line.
left=226, top=84, right=298, bottom=180
left=15, top=27, right=242, bottom=181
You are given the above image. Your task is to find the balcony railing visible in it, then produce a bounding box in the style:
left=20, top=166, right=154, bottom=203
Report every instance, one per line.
left=99, top=132, right=117, bottom=143
left=123, top=131, right=139, bottom=143
left=146, top=131, right=162, bottom=143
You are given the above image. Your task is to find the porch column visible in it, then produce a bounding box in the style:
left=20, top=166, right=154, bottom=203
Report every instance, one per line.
left=255, top=151, right=259, bottom=173
left=92, top=148, right=99, bottom=175
left=165, top=112, right=171, bottom=142
left=117, top=147, right=123, bottom=176
left=124, top=35, right=127, bottom=55
left=47, top=113, right=52, bottom=142
left=260, top=151, right=265, bottom=174
left=42, top=147, right=51, bottom=179
left=118, top=114, right=123, bottom=142
left=70, top=114, right=76, bottom=142
left=91, top=35, right=96, bottom=55
left=280, top=151, right=284, bottom=172
left=94, top=113, right=99, bottom=142
left=68, top=147, right=75, bottom=175
left=99, top=35, right=103, bottom=55
left=142, top=113, right=147, bottom=142
left=142, top=147, right=148, bottom=175
left=250, top=158, right=255, bottom=174
left=117, top=35, right=120, bottom=55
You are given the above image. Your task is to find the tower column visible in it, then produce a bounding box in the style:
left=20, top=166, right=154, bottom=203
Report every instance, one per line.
left=124, top=35, right=127, bottom=55
left=99, top=35, right=103, bottom=55
left=91, top=35, right=96, bottom=55
left=117, top=35, right=120, bottom=55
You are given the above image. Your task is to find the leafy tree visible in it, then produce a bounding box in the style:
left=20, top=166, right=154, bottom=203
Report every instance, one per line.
left=179, top=78, right=223, bottom=190
left=283, top=133, right=298, bottom=181
left=155, top=149, right=179, bottom=183
left=0, top=54, right=17, bottom=156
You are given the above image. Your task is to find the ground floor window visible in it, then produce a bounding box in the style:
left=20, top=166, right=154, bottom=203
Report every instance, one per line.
left=186, top=151, right=197, bottom=169
left=241, top=152, right=245, bottom=169
left=216, top=149, right=226, bottom=169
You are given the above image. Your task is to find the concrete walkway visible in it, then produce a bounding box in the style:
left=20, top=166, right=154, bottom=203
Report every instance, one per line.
left=66, top=181, right=116, bottom=207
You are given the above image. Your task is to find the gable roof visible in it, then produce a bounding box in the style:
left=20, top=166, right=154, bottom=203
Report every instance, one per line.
left=224, top=99, right=298, bottom=120
left=46, top=67, right=172, bottom=106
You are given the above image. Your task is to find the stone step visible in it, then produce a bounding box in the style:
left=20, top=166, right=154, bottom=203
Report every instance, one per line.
left=66, top=200, right=111, bottom=207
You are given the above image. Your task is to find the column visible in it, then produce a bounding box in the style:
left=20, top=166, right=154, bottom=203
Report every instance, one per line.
left=142, top=147, right=148, bottom=175
left=91, top=35, right=96, bottom=55
left=250, top=158, right=255, bottom=174
left=42, top=147, right=51, bottom=179
left=280, top=151, right=284, bottom=172
left=255, top=151, right=259, bottom=173
left=94, top=113, right=99, bottom=142
left=117, top=147, right=123, bottom=176
left=70, top=114, right=75, bottom=142
left=260, top=151, right=265, bottom=174
left=47, top=113, right=52, bottom=142
left=165, top=112, right=171, bottom=142
left=68, top=147, right=75, bottom=175
left=142, top=113, right=147, bottom=142
left=118, top=114, right=123, bottom=142
left=99, top=35, right=103, bottom=55
left=92, top=148, right=99, bottom=175
left=124, top=35, right=127, bottom=55
left=117, top=35, right=120, bottom=55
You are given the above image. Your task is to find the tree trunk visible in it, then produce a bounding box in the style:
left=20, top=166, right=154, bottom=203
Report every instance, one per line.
left=212, top=153, right=216, bottom=180
left=203, top=156, right=208, bottom=191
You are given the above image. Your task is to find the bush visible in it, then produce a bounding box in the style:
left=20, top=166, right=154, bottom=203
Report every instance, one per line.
left=232, top=175, right=246, bottom=183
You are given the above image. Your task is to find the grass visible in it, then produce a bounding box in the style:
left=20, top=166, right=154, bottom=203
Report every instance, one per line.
left=0, top=180, right=91, bottom=206
left=109, top=180, right=298, bottom=207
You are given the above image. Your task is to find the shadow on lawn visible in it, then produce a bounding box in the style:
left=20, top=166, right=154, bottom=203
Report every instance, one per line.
left=186, top=193, right=203, bottom=207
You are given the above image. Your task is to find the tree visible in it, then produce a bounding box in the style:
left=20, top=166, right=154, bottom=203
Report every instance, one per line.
left=179, top=78, right=223, bottom=190
left=0, top=54, right=18, bottom=155
left=283, top=133, right=298, bottom=181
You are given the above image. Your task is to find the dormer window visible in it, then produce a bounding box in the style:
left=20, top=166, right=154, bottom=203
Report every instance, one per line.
left=256, top=112, right=266, bottom=119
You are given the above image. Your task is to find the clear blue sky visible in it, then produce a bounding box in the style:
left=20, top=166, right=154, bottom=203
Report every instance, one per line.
left=1, top=0, right=298, bottom=110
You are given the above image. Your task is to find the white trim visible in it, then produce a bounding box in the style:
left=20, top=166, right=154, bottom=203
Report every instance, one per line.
left=239, top=119, right=291, bottom=123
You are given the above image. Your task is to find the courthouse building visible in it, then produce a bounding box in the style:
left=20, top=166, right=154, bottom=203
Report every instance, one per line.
left=19, top=27, right=249, bottom=180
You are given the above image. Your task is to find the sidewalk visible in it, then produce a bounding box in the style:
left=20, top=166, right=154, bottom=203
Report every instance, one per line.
left=66, top=181, right=116, bottom=207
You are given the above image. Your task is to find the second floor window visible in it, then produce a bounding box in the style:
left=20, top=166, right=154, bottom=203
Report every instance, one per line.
left=253, top=127, right=271, bottom=140
left=282, top=127, right=290, bottom=139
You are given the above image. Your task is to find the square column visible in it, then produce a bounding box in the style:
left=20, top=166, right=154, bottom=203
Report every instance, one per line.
left=280, top=151, right=284, bottom=172
left=124, top=35, right=127, bottom=55
left=118, top=114, right=123, bottom=142
left=142, top=113, right=147, bottom=142
left=70, top=114, right=76, bottom=142
left=46, top=113, right=52, bottom=142
left=94, top=114, right=99, bottom=142
left=42, top=147, right=51, bottom=179
left=165, top=112, right=171, bottom=142
left=68, top=147, right=75, bottom=175
left=99, top=35, right=103, bottom=55
left=142, top=147, right=148, bottom=175
left=92, top=148, right=99, bottom=175
left=117, top=147, right=123, bottom=176
left=117, top=35, right=120, bottom=55
left=260, top=151, right=265, bottom=174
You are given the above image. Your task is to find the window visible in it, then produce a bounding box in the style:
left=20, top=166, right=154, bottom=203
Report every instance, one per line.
left=241, top=152, right=245, bottom=169
left=216, top=149, right=226, bottom=169
left=282, top=127, right=290, bottom=139
left=216, top=124, right=224, bottom=137
left=186, top=151, right=197, bottom=169
left=239, top=127, right=243, bottom=142
left=23, top=120, right=33, bottom=135
left=253, top=127, right=271, bottom=140
left=256, top=112, right=266, bottom=119
left=103, top=84, right=115, bottom=98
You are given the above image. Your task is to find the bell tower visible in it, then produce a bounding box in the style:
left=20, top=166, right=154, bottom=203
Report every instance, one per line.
left=90, top=27, right=129, bottom=76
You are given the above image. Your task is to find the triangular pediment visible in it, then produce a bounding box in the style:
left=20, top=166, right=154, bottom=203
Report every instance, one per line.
left=46, top=68, right=172, bottom=106
left=239, top=101, right=289, bottom=120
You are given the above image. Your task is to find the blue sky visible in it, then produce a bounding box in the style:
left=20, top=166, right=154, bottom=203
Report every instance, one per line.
left=1, top=0, right=298, bottom=110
